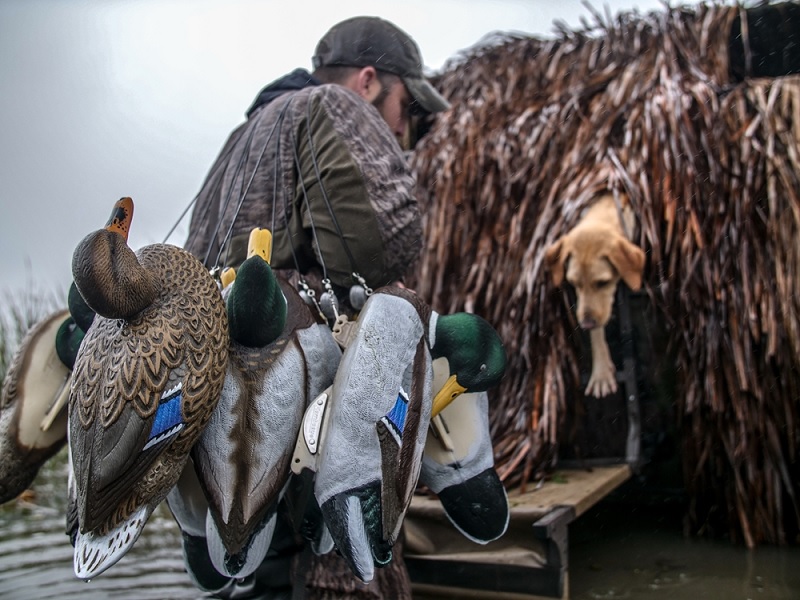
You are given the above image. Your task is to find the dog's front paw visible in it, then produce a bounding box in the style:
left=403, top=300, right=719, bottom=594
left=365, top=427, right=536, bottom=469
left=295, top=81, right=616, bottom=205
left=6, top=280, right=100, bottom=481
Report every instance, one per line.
left=585, top=366, right=617, bottom=398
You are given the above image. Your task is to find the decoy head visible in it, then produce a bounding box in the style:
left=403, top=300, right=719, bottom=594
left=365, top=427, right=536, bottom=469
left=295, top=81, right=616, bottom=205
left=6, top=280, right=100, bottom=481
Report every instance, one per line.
left=71, top=197, right=159, bottom=320
left=58, top=281, right=96, bottom=370
left=54, top=316, right=86, bottom=370
left=67, top=281, right=95, bottom=333
left=226, top=228, right=287, bottom=347
left=430, top=313, right=506, bottom=416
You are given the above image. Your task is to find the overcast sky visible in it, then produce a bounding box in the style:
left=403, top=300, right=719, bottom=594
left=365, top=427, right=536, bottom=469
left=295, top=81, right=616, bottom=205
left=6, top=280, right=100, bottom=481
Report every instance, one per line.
left=0, top=0, right=735, bottom=298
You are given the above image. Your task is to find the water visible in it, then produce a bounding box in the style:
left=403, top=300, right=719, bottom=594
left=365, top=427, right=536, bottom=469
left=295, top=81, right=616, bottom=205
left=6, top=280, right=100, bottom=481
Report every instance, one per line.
left=0, top=449, right=198, bottom=600
left=569, top=494, right=800, bottom=599
left=3, top=450, right=800, bottom=599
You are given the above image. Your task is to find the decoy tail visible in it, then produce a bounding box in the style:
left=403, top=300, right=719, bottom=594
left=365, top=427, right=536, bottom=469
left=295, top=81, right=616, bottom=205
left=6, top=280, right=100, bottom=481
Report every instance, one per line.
left=320, top=484, right=392, bottom=583
left=205, top=507, right=278, bottom=578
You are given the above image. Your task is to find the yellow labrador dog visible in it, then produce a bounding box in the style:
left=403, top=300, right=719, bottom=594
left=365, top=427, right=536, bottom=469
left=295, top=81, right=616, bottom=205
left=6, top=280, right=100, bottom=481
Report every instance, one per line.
left=544, top=193, right=646, bottom=397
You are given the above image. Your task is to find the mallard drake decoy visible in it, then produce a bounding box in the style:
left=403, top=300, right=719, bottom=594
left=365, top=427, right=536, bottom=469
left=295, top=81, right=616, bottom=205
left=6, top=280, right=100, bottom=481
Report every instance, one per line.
left=68, top=197, right=229, bottom=580
left=0, top=309, right=75, bottom=503
left=419, top=386, right=509, bottom=544
left=168, top=228, right=341, bottom=582
left=305, top=288, right=506, bottom=582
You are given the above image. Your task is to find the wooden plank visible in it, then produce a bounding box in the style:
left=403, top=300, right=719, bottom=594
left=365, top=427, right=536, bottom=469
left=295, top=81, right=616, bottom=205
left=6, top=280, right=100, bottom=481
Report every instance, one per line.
left=407, top=465, right=631, bottom=599
left=414, top=581, right=567, bottom=600
left=409, top=464, right=631, bottom=522
left=507, top=464, right=632, bottom=519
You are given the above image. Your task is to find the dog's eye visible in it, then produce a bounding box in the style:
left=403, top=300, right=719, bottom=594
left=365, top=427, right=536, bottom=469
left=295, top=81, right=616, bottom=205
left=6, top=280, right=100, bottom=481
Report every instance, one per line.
left=594, top=280, right=612, bottom=289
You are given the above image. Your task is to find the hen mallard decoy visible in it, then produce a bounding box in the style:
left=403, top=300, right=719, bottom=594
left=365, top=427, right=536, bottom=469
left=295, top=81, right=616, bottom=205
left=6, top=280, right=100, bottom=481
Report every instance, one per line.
left=68, top=197, right=229, bottom=580
left=167, top=228, right=341, bottom=585
left=0, top=309, right=75, bottom=503
left=300, top=287, right=506, bottom=582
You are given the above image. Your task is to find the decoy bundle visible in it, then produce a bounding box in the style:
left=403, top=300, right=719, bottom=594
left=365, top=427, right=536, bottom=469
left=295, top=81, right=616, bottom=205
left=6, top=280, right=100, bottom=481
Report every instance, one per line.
left=0, top=192, right=511, bottom=592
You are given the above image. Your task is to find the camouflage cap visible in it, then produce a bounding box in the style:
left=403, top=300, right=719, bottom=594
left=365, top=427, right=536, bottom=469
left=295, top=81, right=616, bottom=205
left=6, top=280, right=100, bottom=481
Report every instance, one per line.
left=312, top=16, right=450, bottom=114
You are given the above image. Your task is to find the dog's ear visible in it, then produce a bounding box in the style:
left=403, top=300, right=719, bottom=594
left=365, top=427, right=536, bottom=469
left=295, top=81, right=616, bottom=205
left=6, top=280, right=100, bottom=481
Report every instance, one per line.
left=544, top=237, right=569, bottom=287
left=608, top=238, right=646, bottom=291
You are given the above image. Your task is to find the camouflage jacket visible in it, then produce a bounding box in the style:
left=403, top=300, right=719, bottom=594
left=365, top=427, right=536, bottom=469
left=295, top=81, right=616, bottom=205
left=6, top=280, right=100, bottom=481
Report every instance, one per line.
left=184, top=73, right=421, bottom=292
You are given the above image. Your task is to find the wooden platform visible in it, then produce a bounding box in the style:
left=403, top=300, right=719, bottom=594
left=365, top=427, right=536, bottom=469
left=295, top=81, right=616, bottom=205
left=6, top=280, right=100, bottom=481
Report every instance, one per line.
left=405, top=464, right=632, bottom=600
left=505, top=463, right=632, bottom=519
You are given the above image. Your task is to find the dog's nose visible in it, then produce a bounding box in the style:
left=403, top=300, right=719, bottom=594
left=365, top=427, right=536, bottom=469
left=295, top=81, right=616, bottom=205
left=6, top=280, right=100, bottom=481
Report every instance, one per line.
left=580, top=317, right=598, bottom=329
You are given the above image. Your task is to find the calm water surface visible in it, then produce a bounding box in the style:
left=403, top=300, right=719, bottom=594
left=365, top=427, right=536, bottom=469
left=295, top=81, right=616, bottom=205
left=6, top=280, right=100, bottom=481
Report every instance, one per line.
left=3, top=449, right=800, bottom=599
left=569, top=494, right=800, bottom=599
left=0, top=449, right=198, bottom=600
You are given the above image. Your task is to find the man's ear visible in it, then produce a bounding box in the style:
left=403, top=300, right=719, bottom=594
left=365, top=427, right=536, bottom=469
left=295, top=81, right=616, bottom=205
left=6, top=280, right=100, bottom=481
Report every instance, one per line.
left=355, top=66, right=380, bottom=102
left=544, top=237, right=569, bottom=287
left=607, top=237, right=646, bottom=290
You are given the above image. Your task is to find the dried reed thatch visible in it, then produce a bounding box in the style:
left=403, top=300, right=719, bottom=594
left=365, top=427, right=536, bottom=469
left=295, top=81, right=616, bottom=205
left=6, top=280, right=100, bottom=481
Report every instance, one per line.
left=410, top=1, right=800, bottom=546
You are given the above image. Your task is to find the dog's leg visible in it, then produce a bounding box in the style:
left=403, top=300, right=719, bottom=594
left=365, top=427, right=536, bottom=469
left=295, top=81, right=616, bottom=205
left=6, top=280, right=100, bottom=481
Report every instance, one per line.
left=586, top=327, right=617, bottom=397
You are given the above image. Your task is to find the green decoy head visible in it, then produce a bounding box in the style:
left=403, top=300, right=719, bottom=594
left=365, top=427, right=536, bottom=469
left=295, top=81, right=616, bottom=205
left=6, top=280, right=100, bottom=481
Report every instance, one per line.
left=54, top=315, right=86, bottom=371
left=430, top=312, right=506, bottom=416
left=58, top=280, right=95, bottom=370
left=68, top=281, right=96, bottom=333
left=226, top=256, right=287, bottom=348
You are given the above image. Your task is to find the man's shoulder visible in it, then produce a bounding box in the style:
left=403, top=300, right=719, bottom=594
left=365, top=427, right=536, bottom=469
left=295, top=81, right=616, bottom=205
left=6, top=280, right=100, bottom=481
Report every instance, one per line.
left=303, top=85, right=388, bottom=131
left=247, top=84, right=363, bottom=121
left=304, top=84, right=367, bottom=110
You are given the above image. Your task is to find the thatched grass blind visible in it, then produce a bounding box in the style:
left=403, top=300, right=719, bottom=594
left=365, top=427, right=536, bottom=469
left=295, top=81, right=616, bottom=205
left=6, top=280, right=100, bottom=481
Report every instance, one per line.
left=410, top=2, right=800, bottom=546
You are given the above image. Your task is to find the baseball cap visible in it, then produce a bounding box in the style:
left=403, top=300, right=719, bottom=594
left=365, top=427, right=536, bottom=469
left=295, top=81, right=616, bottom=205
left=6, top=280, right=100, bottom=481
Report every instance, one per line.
left=312, top=16, right=450, bottom=114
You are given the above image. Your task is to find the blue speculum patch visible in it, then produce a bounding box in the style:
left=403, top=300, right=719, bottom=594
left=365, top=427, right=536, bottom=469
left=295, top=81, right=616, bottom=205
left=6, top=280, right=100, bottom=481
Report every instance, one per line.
left=144, top=384, right=184, bottom=450
left=384, top=389, right=409, bottom=434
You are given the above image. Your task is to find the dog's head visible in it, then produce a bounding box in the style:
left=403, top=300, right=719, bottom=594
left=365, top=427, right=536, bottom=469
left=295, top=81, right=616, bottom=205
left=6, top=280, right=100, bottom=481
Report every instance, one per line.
left=544, top=227, right=645, bottom=329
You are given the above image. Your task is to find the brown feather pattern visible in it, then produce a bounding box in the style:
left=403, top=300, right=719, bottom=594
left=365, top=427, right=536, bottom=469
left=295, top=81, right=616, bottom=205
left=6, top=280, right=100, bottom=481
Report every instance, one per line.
left=70, top=243, right=228, bottom=534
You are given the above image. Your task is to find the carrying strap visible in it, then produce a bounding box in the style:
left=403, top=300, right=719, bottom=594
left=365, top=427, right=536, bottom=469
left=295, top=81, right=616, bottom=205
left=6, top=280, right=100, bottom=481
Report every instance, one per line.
left=291, top=544, right=313, bottom=600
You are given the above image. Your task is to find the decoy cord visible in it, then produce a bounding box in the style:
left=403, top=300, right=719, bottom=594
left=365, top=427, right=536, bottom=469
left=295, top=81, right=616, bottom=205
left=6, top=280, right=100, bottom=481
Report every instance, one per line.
left=212, top=101, right=294, bottom=270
